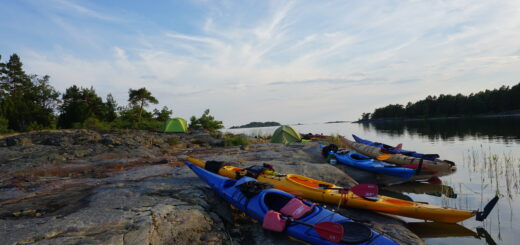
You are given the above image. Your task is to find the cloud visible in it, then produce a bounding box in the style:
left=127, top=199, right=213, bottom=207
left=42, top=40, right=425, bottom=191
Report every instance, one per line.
left=7, top=0, right=520, bottom=126
left=113, top=47, right=128, bottom=60
left=50, top=0, right=125, bottom=22
left=269, top=78, right=384, bottom=86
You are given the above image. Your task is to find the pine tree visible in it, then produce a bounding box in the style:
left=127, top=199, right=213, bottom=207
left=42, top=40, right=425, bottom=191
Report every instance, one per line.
left=58, top=85, right=104, bottom=128
left=153, top=106, right=172, bottom=121
left=0, top=53, right=60, bottom=131
left=128, top=87, right=158, bottom=122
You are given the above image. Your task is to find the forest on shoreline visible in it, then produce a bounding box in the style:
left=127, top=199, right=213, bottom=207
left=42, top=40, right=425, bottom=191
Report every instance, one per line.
left=229, top=121, right=281, bottom=129
left=359, top=82, right=520, bottom=121
left=0, top=53, right=223, bottom=133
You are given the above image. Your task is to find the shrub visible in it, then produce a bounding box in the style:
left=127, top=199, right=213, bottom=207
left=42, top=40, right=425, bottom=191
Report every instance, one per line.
left=26, top=122, right=45, bottom=131
left=223, top=134, right=250, bottom=146
left=166, top=136, right=180, bottom=146
left=83, top=117, right=110, bottom=130
left=135, top=120, right=163, bottom=131
left=189, top=109, right=223, bottom=132
left=0, top=116, right=11, bottom=134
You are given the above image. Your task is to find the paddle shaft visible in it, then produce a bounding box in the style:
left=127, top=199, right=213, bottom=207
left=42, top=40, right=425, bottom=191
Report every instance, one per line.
left=288, top=218, right=343, bottom=242
left=289, top=218, right=316, bottom=227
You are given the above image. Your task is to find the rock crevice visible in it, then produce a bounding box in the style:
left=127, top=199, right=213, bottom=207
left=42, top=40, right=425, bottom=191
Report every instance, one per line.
left=0, top=130, right=424, bottom=244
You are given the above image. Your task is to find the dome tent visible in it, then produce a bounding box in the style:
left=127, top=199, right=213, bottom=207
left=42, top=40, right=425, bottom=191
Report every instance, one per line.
left=162, top=118, right=188, bottom=133
left=270, top=125, right=302, bottom=144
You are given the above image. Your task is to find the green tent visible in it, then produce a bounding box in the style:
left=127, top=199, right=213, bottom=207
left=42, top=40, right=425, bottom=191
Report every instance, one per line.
left=162, top=118, right=188, bottom=133
left=270, top=125, right=302, bottom=144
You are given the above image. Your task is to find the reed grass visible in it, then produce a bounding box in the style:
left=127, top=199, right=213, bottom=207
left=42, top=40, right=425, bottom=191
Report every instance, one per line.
left=326, top=134, right=348, bottom=148
left=464, top=147, right=519, bottom=199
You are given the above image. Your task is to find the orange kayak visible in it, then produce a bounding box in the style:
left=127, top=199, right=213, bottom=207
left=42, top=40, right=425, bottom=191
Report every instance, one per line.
left=186, top=157, right=476, bottom=223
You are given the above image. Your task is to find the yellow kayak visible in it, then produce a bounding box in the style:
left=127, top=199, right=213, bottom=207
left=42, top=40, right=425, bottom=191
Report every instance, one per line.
left=186, top=157, right=477, bottom=223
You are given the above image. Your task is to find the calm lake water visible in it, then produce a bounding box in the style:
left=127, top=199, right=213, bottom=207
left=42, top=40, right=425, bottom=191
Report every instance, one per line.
left=227, top=117, right=520, bottom=245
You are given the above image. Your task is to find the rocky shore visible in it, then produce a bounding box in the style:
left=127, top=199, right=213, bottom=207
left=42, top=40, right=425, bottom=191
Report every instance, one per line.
left=0, top=130, right=424, bottom=245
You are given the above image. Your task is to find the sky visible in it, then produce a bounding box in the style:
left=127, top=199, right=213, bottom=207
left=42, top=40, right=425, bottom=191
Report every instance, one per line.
left=1, top=0, right=520, bottom=127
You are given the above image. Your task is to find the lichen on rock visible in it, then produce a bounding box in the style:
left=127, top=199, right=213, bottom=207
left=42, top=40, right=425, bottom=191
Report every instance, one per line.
left=0, top=130, right=424, bottom=245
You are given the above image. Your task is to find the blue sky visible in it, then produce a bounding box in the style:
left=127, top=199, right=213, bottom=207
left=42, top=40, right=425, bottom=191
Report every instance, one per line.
left=1, top=0, right=520, bottom=127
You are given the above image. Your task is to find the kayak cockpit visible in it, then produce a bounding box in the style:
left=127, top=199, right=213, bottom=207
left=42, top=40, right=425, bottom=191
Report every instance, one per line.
left=287, top=174, right=335, bottom=190
left=348, top=152, right=372, bottom=161
left=264, top=192, right=293, bottom=211
left=261, top=191, right=317, bottom=220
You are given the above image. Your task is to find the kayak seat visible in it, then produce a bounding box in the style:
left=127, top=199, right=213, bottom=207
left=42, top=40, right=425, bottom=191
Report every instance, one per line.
left=341, top=222, right=372, bottom=243
left=262, top=210, right=287, bottom=232
left=279, top=198, right=314, bottom=219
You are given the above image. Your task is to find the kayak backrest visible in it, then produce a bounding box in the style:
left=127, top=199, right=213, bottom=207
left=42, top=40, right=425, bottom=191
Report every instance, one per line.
left=263, top=210, right=287, bottom=232
left=279, top=198, right=314, bottom=219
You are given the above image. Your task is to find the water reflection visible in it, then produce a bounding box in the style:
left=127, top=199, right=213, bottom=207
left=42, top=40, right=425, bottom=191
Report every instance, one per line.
left=463, top=147, right=520, bottom=200
left=383, top=182, right=457, bottom=198
left=476, top=227, right=498, bottom=245
left=408, top=222, right=497, bottom=245
left=228, top=119, right=519, bottom=244
left=407, top=222, right=476, bottom=238
left=360, top=117, right=520, bottom=143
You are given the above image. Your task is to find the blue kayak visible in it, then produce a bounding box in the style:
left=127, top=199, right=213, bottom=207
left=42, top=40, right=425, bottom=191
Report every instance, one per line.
left=185, top=160, right=399, bottom=245
left=352, top=134, right=440, bottom=161
left=334, top=151, right=416, bottom=179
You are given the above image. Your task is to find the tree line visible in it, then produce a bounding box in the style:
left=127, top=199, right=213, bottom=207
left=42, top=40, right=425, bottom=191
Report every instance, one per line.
left=230, top=121, right=281, bottom=129
left=0, top=53, right=222, bottom=133
left=359, top=82, right=520, bottom=120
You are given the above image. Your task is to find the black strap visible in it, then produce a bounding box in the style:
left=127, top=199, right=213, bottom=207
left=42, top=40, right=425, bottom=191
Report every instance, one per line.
left=243, top=165, right=266, bottom=178
left=205, top=160, right=225, bottom=173
left=423, top=154, right=440, bottom=159
left=415, top=158, right=423, bottom=175
left=237, top=181, right=274, bottom=198
left=234, top=164, right=276, bottom=180
left=321, top=144, right=339, bottom=158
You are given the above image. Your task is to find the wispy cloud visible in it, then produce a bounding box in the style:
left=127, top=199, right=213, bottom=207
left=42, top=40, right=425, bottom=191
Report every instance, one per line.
left=50, top=0, right=125, bottom=22
left=4, top=0, right=520, bottom=125
left=269, top=78, right=384, bottom=86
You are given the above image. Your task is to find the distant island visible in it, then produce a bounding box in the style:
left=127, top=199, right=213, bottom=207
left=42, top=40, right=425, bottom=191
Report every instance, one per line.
left=325, top=121, right=348, bottom=124
left=356, top=82, right=520, bottom=122
left=230, top=121, right=281, bottom=129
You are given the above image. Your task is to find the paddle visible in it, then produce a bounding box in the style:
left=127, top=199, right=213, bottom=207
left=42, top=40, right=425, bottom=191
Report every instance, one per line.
left=476, top=195, right=500, bottom=221
left=263, top=211, right=344, bottom=242
left=351, top=184, right=379, bottom=198
left=290, top=219, right=344, bottom=243
left=476, top=227, right=498, bottom=245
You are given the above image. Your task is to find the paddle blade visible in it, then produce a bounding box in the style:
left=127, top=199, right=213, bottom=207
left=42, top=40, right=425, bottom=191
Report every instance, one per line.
left=395, top=143, right=403, bottom=150
left=350, top=184, right=379, bottom=198
left=314, top=222, right=344, bottom=243
left=427, top=176, right=442, bottom=184
left=376, top=154, right=392, bottom=161
left=476, top=195, right=499, bottom=221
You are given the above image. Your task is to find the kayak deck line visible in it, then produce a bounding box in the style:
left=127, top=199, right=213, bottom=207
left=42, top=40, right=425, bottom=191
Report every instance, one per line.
left=185, top=156, right=497, bottom=223
left=185, top=160, right=400, bottom=245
